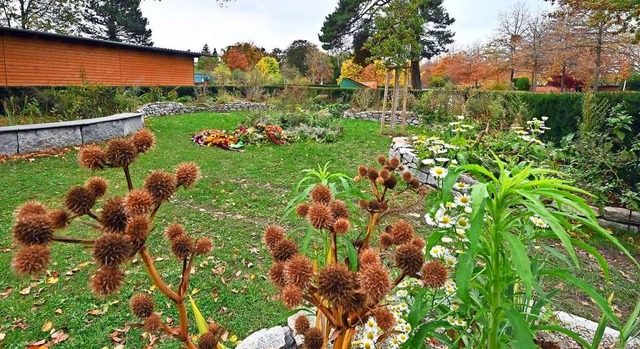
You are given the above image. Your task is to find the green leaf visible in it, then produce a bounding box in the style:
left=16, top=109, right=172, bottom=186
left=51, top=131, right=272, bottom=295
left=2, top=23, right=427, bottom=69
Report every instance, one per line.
left=533, top=325, right=593, bottom=349
left=344, top=238, right=358, bottom=271
left=455, top=252, right=473, bottom=304
left=189, top=295, right=209, bottom=335
left=501, top=231, right=534, bottom=300
left=504, top=307, right=536, bottom=349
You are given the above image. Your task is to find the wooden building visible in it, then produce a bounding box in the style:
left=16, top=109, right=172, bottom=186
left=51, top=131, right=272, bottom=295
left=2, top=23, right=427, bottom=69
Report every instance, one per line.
left=0, top=27, right=200, bottom=86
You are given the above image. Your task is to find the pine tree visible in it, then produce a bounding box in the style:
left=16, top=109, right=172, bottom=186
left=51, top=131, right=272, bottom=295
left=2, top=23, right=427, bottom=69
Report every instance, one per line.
left=82, top=0, right=152, bottom=46
left=202, top=44, right=211, bottom=55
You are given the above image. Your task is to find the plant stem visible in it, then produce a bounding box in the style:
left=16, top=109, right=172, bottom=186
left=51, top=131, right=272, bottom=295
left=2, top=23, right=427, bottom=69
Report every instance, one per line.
left=52, top=236, right=95, bottom=245
left=139, top=247, right=179, bottom=302
left=487, top=224, right=503, bottom=349
left=361, top=212, right=380, bottom=250
left=123, top=165, right=134, bottom=192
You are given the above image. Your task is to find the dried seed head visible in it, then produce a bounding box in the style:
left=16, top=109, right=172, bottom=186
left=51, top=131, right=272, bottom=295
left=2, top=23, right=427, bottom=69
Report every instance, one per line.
left=85, top=177, right=108, bottom=199
left=303, top=328, right=324, bottom=349
left=106, top=138, right=138, bottom=168
left=294, top=315, right=310, bottom=335
left=295, top=203, right=310, bottom=218
left=333, top=218, right=350, bottom=235
left=91, top=266, right=124, bottom=296
left=125, top=215, right=150, bottom=245
left=47, top=209, right=70, bottom=230
left=379, top=233, right=394, bottom=249
left=357, top=165, right=368, bottom=177
left=307, top=204, right=332, bottom=230
left=373, top=307, right=396, bottom=332
left=268, top=262, right=286, bottom=288
left=379, top=201, right=389, bottom=212
left=271, top=238, right=298, bottom=262
left=124, top=189, right=154, bottom=217
left=389, top=157, right=400, bottom=169
left=394, top=244, right=424, bottom=276
left=377, top=155, right=387, bottom=165
left=165, top=222, right=186, bottom=241
left=195, top=237, right=213, bottom=255
left=93, top=233, right=131, bottom=267
left=144, top=170, right=177, bottom=203
left=401, top=171, right=412, bottom=183
left=330, top=200, right=348, bottom=220
left=131, top=129, right=155, bottom=153
left=282, top=284, right=303, bottom=309
left=347, top=291, right=367, bottom=312
left=358, top=199, right=368, bottom=210
left=409, top=178, right=421, bottom=189
left=144, top=313, right=162, bottom=333
left=264, top=225, right=285, bottom=251
left=79, top=145, right=107, bottom=170
left=175, top=162, right=200, bottom=188
left=171, top=235, right=194, bottom=259
left=359, top=249, right=380, bottom=267
left=65, top=186, right=96, bottom=215
left=422, top=260, right=449, bottom=289
left=284, top=254, right=314, bottom=289
left=101, top=197, right=128, bottom=234
left=367, top=168, right=379, bottom=181
left=130, top=293, right=155, bottom=319
left=13, top=214, right=53, bottom=246
left=367, top=200, right=380, bottom=212
left=310, top=184, right=332, bottom=204
left=411, top=237, right=426, bottom=250
left=398, top=165, right=406, bottom=171
left=12, top=244, right=50, bottom=275
left=359, top=263, right=391, bottom=304
left=379, top=168, right=391, bottom=180
left=318, top=264, right=357, bottom=307
left=198, top=331, right=219, bottom=349
left=383, top=176, right=397, bottom=189
left=15, top=201, right=47, bottom=219
left=390, top=220, right=414, bottom=245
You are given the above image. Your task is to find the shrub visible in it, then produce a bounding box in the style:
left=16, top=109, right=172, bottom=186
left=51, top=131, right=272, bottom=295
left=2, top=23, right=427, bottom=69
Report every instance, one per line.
left=429, top=76, right=447, bottom=88
left=349, top=88, right=377, bottom=111
left=514, top=77, right=530, bottom=91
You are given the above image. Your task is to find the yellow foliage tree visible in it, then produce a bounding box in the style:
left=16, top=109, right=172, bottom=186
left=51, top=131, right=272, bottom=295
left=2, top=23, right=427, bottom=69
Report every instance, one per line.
left=337, top=59, right=363, bottom=84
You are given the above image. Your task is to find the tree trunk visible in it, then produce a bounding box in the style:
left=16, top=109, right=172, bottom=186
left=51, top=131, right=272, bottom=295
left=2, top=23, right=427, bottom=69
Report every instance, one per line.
left=531, top=63, right=537, bottom=92
left=401, top=67, right=410, bottom=132
left=561, top=64, right=566, bottom=92
left=380, top=69, right=391, bottom=134
left=592, top=25, right=603, bottom=92
left=410, top=60, right=422, bottom=90
left=390, top=68, right=400, bottom=131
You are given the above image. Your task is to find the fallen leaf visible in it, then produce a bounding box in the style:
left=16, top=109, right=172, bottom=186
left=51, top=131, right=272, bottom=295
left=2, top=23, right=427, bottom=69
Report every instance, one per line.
left=41, top=321, right=53, bottom=332
left=54, top=308, right=63, bottom=315
left=45, top=277, right=58, bottom=284
left=0, top=287, right=13, bottom=298
left=191, top=288, right=199, bottom=295
left=19, top=286, right=31, bottom=295
left=87, top=309, right=104, bottom=316
left=0, top=333, right=5, bottom=341
left=51, top=331, right=69, bottom=344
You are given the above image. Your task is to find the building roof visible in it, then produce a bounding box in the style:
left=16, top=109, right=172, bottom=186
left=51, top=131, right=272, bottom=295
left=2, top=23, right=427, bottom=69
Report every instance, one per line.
left=0, top=26, right=203, bottom=58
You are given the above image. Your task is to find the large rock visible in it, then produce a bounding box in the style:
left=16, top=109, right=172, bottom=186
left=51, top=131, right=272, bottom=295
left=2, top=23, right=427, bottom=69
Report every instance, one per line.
left=236, top=326, right=297, bottom=349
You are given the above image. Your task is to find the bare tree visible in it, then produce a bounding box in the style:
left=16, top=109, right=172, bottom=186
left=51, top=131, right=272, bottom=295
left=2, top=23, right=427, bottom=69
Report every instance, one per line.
left=493, top=1, right=530, bottom=83
left=519, top=12, right=552, bottom=91
left=0, top=0, right=81, bottom=33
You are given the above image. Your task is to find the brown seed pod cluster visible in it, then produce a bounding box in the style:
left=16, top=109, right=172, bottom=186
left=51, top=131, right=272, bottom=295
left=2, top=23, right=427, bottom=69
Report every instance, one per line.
left=144, top=170, right=177, bottom=203
left=130, top=293, right=155, bottom=319
left=131, top=129, right=155, bottom=153
left=175, top=162, right=200, bottom=188
left=78, top=129, right=157, bottom=171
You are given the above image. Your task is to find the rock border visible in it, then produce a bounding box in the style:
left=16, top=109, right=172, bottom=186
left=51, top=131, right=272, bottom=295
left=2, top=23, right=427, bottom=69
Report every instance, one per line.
left=0, top=112, right=143, bottom=155
left=137, top=101, right=270, bottom=117
left=344, top=110, right=421, bottom=127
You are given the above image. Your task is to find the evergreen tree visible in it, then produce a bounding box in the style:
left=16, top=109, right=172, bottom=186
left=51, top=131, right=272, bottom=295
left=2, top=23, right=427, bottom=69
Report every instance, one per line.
left=0, top=0, right=82, bottom=33
left=202, top=44, right=211, bottom=55
left=82, top=0, right=152, bottom=46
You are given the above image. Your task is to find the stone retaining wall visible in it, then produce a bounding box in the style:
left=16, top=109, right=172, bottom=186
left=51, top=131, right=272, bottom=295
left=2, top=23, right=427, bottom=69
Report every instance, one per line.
left=0, top=113, right=143, bottom=155
left=343, top=110, right=421, bottom=127
left=389, top=137, right=640, bottom=233
left=137, top=101, right=270, bottom=117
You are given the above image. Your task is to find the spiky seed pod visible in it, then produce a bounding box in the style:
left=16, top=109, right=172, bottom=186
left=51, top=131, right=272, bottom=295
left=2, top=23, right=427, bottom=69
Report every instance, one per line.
left=271, top=238, right=298, bottom=262
left=131, top=129, right=155, bottom=153
left=284, top=254, right=313, bottom=289
left=304, top=328, right=324, bottom=349
left=333, top=218, right=350, bottom=235
left=358, top=199, right=368, bottom=210
left=130, top=293, right=155, bottom=319
left=47, top=209, right=70, bottom=230
left=13, top=214, right=53, bottom=246
left=401, top=171, right=413, bottom=183
left=359, top=264, right=391, bottom=304
left=357, top=165, right=368, bottom=177
left=268, top=262, right=286, bottom=288
left=93, top=233, right=131, bottom=267
left=123, top=189, right=154, bottom=216
left=264, top=225, right=286, bottom=251
left=125, top=215, right=150, bottom=245
left=394, top=244, right=424, bottom=276
left=347, top=291, right=367, bottom=312
left=367, top=200, right=380, bottom=212
left=377, top=155, right=387, bottom=165
left=106, top=138, right=138, bottom=168
left=373, top=307, right=396, bottom=332
left=165, top=222, right=186, bottom=241
left=15, top=201, right=47, bottom=219
left=294, top=315, right=310, bottom=335
left=79, top=145, right=107, bottom=170
left=144, top=313, right=162, bottom=333
left=310, top=184, right=332, bottom=204
left=282, top=284, right=303, bottom=309
left=409, top=178, right=420, bottom=189
left=307, top=204, right=332, bottom=230
left=85, top=177, right=108, bottom=199
left=418, top=187, right=429, bottom=196
left=379, top=233, right=394, bottom=249
left=175, top=162, right=200, bottom=188
left=379, top=168, right=391, bottom=180
left=383, top=176, right=397, bottom=189
left=411, top=237, right=426, bottom=250
left=359, top=249, right=380, bottom=267
left=198, top=331, right=218, bottom=349
left=318, top=264, right=356, bottom=307
left=171, top=235, right=194, bottom=260
left=379, top=201, right=389, bottom=212
left=367, top=168, right=379, bottom=181
left=398, top=165, right=406, bottom=171
left=375, top=176, right=384, bottom=185
left=195, top=238, right=213, bottom=255
left=12, top=244, right=50, bottom=275
left=389, top=157, right=400, bottom=169
left=144, top=170, right=177, bottom=203
left=422, top=260, right=449, bottom=289
left=295, top=203, right=310, bottom=218
left=390, top=220, right=414, bottom=245
left=329, top=200, right=348, bottom=220
left=65, top=186, right=96, bottom=215
left=91, top=266, right=124, bottom=296
left=101, top=197, right=128, bottom=234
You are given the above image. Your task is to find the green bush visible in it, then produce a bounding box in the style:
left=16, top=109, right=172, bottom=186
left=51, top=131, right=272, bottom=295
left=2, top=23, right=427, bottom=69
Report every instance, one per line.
left=514, top=77, right=530, bottom=91
left=429, top=75, right=447, bottom=88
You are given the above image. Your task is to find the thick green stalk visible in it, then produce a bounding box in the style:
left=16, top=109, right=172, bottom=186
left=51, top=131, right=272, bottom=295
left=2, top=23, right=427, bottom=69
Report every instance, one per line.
left=487, top=205, right=504, bottom=349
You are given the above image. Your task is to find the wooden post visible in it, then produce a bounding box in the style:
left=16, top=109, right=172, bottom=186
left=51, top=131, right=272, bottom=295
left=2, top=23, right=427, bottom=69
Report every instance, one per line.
left=390, top=66, right=400, bottom=131
left=401, top=65, right=410, bottom=132
left=380, top=68, right=391, bottom=134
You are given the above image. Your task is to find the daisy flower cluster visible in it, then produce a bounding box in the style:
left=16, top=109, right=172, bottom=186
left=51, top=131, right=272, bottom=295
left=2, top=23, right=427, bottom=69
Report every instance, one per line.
left=511, top=116, right=550, bottom=144
left=529, top=215, right=550, bottom=229
left=448, top=115, right=475, bottom=135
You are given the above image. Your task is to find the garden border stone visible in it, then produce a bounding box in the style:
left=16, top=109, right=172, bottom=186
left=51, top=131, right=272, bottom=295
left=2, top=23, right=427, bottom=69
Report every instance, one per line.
left=343, top=110, right=421, bottom=127
left=0, top=112, right=144, bottom=155
left=137, top=101, right=271, bottom=117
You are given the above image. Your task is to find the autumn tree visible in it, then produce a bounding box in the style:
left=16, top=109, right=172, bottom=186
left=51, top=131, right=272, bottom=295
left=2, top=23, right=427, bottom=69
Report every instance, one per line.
left=222, top=47, right=250, bottom=72
left=517, top=12, right=552, bottom=91
left=284, top=39, right=317, bottom=76
left=337, top=59, right=363, bottom=84
left=255, top=56, right=282, bottom=84
left=221, top=42, right=266, bottom=69
left=305, top=49, right=334, bottom=84
left=490, top=1, right=530, bottom=83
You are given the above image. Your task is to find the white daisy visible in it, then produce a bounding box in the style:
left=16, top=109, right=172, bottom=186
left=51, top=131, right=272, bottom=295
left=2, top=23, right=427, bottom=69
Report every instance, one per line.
left=430, top=166, right=448, bottom=179
left=430, top=245, right=446, bottom=258
left=435, top=157, right=450, bottom=163
left=421, top=158, right=435, bottom=166
left=444, top=254, right=457, bottom=268
left=454, top=182, right=469, bottom=191
left=456, top=217, right=470, bottom=230
left=424, top=213, right=437, bottom=227
left=437, top=214, right=454, bottom=228
left=455, top=194, right=472, bottom=206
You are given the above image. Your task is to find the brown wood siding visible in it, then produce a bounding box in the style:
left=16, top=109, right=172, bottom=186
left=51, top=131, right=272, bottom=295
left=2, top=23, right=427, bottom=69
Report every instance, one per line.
left=0, top=34, right=194, bottom=86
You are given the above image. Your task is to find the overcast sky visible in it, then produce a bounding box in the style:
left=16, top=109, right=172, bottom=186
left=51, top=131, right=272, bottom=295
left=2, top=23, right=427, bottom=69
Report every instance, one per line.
left=140, top=0, right=554, bottom=54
